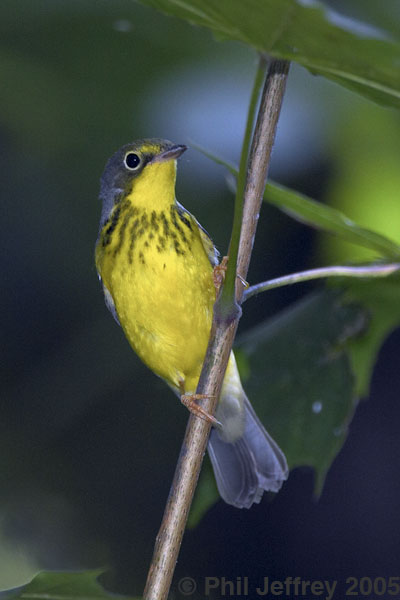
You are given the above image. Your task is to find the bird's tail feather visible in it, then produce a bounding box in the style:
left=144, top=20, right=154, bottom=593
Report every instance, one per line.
left=208, top=394, right=288, bottom=509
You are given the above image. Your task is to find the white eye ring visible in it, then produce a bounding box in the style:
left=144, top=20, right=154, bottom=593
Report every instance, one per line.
left=124, top=152, right=141, bottom=170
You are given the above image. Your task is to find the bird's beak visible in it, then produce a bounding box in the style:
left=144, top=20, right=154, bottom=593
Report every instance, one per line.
left=150, top=144, right=187, bottom=164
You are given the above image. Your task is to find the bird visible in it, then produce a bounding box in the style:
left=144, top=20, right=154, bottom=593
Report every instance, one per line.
left=95, top=138, right=288, bottom=508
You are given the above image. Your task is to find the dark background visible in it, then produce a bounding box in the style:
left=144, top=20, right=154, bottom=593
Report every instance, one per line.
left=1, top=0, right=400, bottom=596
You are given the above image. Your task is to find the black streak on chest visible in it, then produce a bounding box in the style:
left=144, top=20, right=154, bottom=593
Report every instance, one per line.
left=128, top=210, right=149, bottom=263
left=101, top=199, right=132, bottom=247
left=147, top=207, right=193, bottom=256
left=104, top=204, right=195, bottom=265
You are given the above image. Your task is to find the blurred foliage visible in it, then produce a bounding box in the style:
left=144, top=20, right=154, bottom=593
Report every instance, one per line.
left=0, top=533, right=39, bottom=591
left=321, top=103, right=400, bottom=262
left=0, top=570, right=140, bottom=600
left=326, top=0, right=400, bottom=38
left=1, top=0, right=400, bottom=597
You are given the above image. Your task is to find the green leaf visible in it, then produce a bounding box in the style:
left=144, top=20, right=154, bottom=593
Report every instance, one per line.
left=190, top=289, right=368, bottom=525
left=0, top=570, right=139, bottom=600
left=339, top=275, right=400, bottom=397
left=263, top=181, right=400, bottom=259
left=237, top=290, right=367, bottom=492
left=137, top=0, right=400, bottom=108
left=193, top=144, right=400, bottom=259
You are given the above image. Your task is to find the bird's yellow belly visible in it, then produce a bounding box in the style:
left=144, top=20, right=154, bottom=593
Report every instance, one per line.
left=100, top=226, right=215, bottom=393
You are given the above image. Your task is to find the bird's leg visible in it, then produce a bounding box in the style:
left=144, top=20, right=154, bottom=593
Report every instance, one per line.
left=181, top=394, right=222, bottom=428
left=213, top=255, right=248, bottom=292
left=179, top=382, right=222, bottom=428
left=213, top=255, right=229, bottom=292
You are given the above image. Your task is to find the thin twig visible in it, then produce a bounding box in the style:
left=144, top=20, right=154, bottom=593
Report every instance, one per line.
left=143, top=57, right=290, bottom=600
left=237, top=59, right=290, bottom=284
left=244, top=262, right=400, bottom=301
left=221, top=54, right=268, bottom=312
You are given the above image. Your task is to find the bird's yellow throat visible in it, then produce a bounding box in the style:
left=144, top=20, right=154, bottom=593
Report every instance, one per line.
left=127, top=159, right=177, bottom=209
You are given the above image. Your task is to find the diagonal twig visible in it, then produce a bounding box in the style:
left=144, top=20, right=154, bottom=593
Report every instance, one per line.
left=143, top=57, right=290, bottom=600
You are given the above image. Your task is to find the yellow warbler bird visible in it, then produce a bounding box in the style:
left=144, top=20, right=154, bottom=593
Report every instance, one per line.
left=95, top=139, right=288, bottom=508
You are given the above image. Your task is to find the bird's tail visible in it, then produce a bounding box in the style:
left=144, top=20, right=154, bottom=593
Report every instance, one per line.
left=208, top=393, right=288, bottom=509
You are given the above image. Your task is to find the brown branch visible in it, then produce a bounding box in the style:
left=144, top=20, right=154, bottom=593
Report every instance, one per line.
left=143, top=57, right=290, bottom=600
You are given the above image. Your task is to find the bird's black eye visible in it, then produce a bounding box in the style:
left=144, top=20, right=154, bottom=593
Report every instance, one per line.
left=124, top=152, right=141, bottom=170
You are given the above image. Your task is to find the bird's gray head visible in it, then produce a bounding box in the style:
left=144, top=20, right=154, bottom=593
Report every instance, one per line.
left=98, top=138, right=187, bottom=233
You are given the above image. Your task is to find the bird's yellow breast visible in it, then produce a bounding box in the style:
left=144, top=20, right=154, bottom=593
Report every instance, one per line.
left=96, top=176, right=216, bottom=393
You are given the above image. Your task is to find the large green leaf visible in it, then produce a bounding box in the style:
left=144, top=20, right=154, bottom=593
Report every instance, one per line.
left=137, top=0, right=400, bottom=108
left=190, top=289, right=368, bottom=524
left=0, top=570, right=139, bottom=600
